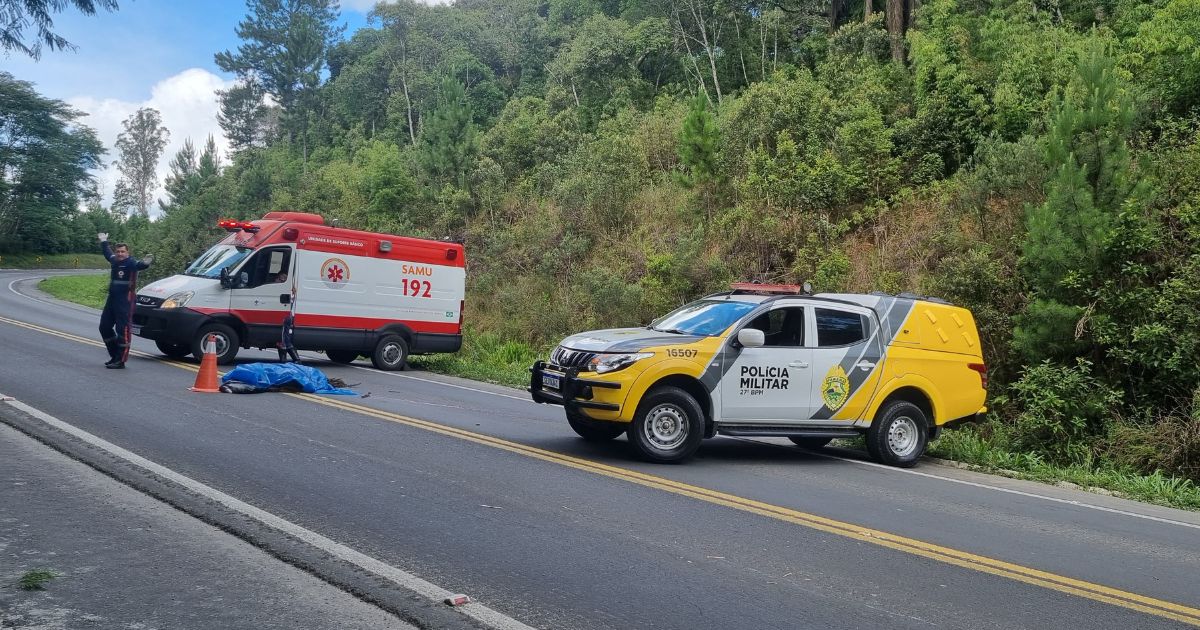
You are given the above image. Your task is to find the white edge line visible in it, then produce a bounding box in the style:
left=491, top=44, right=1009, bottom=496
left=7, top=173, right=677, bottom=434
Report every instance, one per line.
left=1, top=394, right=537, bottom=630
left=738, top=437, right=1200, bottom=531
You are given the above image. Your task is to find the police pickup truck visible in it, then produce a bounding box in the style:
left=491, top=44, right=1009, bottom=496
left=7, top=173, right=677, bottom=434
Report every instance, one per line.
left=530, top=284, right=987, bottom=467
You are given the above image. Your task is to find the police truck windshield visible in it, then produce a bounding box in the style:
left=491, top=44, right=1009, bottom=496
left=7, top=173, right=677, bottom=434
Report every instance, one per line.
left=185, top=245, right=252, bottom=278
left=650, top=300, right=757, bottom=336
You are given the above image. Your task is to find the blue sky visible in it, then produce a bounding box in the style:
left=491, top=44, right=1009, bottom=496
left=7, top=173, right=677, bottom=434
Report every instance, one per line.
left=1, top=1, right=376, bottom=211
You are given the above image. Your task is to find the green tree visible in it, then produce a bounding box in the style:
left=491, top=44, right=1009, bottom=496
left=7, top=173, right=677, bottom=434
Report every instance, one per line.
left=0, top=0, right=117, bottom=59
left=112, top=107, right=169, bottom=217
left=675, top=94, right=722, bottom=217
left=1015, top=39, right=1144, bottom=363
left=161, top=136, right=221, bottom=212
left=417, top=78, right=477, bottom=190
left=217, top=77, right=275, bottom=153
left=0, top=72, right=104, bottom=253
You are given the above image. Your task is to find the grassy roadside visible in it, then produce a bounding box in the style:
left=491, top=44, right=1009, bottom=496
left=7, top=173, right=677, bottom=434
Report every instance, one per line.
left=39, top=274, right=108, bottom=309
left=1, top=253, right=107, bottom=269
left=38, top=273, right=1200, bottom=510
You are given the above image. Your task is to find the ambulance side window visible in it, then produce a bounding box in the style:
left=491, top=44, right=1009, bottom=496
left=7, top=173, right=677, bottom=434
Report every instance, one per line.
left=235, top=247, right=291, bottom=289
left=745, top=307, right=805, bottom=347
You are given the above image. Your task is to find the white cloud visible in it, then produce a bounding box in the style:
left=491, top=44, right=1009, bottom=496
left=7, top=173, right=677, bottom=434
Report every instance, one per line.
left=70, top=68, right=235, bottom=216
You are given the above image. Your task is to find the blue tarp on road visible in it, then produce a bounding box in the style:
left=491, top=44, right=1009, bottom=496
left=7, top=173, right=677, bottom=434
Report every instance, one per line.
left=220, top=362, right=357, bottom=395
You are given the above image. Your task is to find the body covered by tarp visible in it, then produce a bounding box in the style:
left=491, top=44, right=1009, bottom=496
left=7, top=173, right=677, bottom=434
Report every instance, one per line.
left=220, top=362, right=356, bottom=395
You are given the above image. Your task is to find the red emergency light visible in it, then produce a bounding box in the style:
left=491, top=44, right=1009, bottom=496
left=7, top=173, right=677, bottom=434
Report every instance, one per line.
left=217, top=219, right=261, bottom=233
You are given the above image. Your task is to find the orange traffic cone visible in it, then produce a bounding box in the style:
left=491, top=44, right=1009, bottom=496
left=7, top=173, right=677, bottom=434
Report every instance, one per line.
left=189, top=334, right=221, bottom=393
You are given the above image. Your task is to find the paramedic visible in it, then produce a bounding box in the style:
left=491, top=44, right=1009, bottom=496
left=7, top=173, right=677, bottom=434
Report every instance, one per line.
left=98, top=233, right=153, bottom=369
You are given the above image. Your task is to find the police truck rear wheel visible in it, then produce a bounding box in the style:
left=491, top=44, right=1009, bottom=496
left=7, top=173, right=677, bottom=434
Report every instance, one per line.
left=866, top=400, right=929, bottom=468
left=566, top=412, right=626, bottom=442
left=628, top=387, right=704, bottom=463
left=326, top=350, right=358, bottom=364
left=155, top=340, right=191, bottom=359
left=371, top=335, right=408, bottom=371
left=192, top=324, right=239, bottom=365
left=788, top=436, right=833, bottom=449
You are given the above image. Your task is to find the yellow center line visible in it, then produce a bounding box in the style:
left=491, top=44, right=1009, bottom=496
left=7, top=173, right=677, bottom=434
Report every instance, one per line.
left=4, top=314, right=1198, bottom=626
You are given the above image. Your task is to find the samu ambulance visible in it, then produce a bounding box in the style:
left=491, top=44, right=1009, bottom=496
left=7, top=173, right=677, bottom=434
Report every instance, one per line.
left=530, top=284, right=987, bottom=467
left=132, top=211, right=465, bottom=369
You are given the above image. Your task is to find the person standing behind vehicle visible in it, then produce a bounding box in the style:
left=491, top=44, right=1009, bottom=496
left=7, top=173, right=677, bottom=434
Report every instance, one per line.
left=98, top=233, right=153, bottom=369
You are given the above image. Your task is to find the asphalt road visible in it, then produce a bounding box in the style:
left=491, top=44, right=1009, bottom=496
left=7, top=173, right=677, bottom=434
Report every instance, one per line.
left=1, top=268, right=1198, bottom=629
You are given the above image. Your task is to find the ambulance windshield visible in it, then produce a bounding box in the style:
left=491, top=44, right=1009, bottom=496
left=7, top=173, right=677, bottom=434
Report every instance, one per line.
left=650, top=300, right=757, bottom=336
left=185, top=245, right=252, bottom=278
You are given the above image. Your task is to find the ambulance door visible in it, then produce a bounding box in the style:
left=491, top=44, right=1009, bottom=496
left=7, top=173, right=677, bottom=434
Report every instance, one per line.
left=228, top=246, right=294, bottom=348
left=805, top=304, right=884, bottom=422
left=719, top=305, right=814, bottom=423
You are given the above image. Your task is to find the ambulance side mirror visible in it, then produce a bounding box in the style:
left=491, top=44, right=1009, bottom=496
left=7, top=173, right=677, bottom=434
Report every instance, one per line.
left=737, top=328, right=765, bottom=348
left=219, top=266, right=232, bottom=289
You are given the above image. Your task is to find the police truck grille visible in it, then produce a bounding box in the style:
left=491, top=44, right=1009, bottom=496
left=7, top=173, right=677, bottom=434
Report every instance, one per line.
left=549, top=346, right=598, bottom=370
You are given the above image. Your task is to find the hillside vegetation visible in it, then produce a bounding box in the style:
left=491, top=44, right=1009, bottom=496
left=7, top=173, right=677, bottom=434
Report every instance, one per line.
left=4, top=0, right=1200, bottom=482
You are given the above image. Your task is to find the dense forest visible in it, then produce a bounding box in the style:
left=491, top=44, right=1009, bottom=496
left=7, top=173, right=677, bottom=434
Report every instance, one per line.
left=3, top=0, right=1199, bottom=481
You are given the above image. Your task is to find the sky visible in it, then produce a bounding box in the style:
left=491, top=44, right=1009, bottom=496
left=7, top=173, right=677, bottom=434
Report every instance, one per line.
left=1, top=0, right=380, bottom=214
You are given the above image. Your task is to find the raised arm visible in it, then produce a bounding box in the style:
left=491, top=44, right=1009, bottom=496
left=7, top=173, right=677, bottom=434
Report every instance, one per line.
left=98, top=233, right=114, bottom=262
left=136, top=254, right=154, bottom=270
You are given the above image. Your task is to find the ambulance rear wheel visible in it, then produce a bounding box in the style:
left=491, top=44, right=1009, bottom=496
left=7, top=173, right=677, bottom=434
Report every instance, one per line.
left=371, top=335, right=408, bottom=371
left=866, top=400, right=928, bottom=468
left=326, top=350, right=359, bottom=364
left=192, top=323, right=239, bottom=365
left=788, top=436, right=833, bottom=449
left=155, top=340, right=191, bottom=359
left=567, top=412, right=626, bottom=442
left=628, top=387, right=704, bottom=464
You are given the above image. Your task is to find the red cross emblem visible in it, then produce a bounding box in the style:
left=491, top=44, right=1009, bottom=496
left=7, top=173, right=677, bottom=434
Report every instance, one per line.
left=327, top=265, right=344, bottom=282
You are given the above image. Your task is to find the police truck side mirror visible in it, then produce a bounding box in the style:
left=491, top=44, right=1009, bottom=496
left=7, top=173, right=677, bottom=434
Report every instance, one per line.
left=737, top=328, right=765, bottom=348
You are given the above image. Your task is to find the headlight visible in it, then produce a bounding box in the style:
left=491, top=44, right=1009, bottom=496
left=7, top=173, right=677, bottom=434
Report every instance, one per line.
left=590, top=352, right=653, bottom=374
left=161, top=291, right=194, bottom=309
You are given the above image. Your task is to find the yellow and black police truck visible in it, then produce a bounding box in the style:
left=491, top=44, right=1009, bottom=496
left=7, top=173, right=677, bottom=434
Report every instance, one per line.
left=530, top=284, right=987, bottom=467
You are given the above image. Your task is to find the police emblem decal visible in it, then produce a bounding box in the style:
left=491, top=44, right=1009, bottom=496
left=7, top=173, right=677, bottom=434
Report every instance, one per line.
left=320, top=258, right=350, bottom=287
left=821, top=365, right=851, bottom=411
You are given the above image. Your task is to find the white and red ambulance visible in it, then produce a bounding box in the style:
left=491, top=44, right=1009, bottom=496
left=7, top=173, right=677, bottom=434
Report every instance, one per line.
left=132, top=211, right=465, bottom=369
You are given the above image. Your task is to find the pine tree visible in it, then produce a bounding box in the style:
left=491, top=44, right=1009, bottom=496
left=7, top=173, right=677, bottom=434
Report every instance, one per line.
left=417, top=78, right=477, bottom=190
left=1014, top=39, right=1145, bottom=362
left=676, top=93, right=722, bottom=220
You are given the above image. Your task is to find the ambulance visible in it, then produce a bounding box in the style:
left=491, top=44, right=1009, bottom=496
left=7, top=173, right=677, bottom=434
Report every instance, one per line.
left=132, top=212, right=465, bottom=369
left=530, top=284, right=987, bottom=466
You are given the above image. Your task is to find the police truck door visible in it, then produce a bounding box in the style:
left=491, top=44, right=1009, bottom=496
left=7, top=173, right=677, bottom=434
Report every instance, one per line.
left=720, top=305, right=814, bottom=422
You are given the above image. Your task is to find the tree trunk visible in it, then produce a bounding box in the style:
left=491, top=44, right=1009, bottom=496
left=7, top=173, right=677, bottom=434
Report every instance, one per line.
left=864, top=0, right=873, bottom=21
left=829, top=0, right=841, bottom=32
left=886, top=0, right=909, bottom=63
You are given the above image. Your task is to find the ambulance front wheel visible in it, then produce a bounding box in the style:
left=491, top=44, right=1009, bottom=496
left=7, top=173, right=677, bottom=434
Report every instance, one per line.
left=371, top=335, right=408, bottom=371
left=192, top=323, right=239, bottom=365
left=628, top=386, right=704, bottom=464
left=155, top=340, right=191, bottom=359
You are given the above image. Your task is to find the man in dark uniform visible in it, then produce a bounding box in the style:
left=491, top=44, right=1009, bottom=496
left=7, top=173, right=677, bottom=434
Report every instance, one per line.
left=98, top=232, right=153, bottom=369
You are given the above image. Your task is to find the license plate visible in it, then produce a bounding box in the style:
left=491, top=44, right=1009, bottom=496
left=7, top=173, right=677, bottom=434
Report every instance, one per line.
left=542, top=373, right=562, bottom=390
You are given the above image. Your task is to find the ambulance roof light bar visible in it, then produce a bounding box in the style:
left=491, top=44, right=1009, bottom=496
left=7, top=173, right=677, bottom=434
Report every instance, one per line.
left=217, top=219, right=261, bottom=233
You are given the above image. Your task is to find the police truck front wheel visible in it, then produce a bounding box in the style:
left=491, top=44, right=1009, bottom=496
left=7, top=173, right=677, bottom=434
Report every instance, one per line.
left=155, top=340, right=191, bottom=359
left=628, top=387, right=704, bottom=463
left=192, top=323, right=239, bottom=365
left=371, top=335, right=408, bottom=371
left=567, top=412, right=626, bottom=442
left=866, top=400, right=929, bottom=468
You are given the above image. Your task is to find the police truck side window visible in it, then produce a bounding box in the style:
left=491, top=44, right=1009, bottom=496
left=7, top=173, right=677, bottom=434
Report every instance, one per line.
left=816, top=308, right=867, bottom=347
left=748, top=307, right=805, bottom=347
